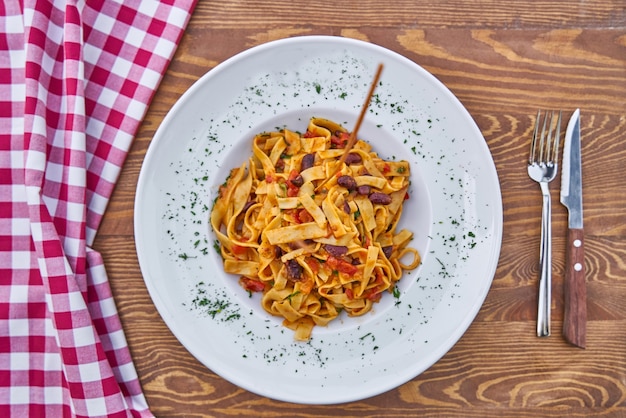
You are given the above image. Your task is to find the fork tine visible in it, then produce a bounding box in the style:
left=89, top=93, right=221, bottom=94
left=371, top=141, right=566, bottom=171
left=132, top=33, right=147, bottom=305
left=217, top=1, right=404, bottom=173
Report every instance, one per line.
left=539, top=110, right=549, bottom=163
left=551, top=111, right=562, bottom=164
left=529, top=110, right=541, bottom=164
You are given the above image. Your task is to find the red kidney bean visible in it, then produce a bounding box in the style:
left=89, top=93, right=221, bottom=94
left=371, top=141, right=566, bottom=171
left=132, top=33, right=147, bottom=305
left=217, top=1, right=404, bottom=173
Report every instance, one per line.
left=382, top=246, right=393, bottom=259
left=286, top=259, right=303, bottom=281
left=324, top=244, right=348, bottom=257
left=301, top=153, right=315, bottom=170
left=357, top=185, right=371, bottom=195
left=344, top=153, right=362, bottom=165
left=337, top=175, right=357, bottom=191
left=369, top=192, right=392, bottom=205
left=289, top=174, right=303, bottom=187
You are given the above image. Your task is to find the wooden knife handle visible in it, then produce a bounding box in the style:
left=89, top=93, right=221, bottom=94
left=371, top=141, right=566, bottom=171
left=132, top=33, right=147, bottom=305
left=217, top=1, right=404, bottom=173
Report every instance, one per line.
left=562, top=228, right=587, bottom=348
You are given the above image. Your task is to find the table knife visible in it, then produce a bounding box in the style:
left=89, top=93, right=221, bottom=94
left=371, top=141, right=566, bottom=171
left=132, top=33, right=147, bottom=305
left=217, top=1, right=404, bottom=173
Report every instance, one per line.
left=560, top=108, right=587, bottom=348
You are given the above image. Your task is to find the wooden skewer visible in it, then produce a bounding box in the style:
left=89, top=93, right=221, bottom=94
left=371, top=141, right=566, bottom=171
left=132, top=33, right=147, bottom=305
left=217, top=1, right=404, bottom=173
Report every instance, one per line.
left=316, top=63, right=384, bottom=191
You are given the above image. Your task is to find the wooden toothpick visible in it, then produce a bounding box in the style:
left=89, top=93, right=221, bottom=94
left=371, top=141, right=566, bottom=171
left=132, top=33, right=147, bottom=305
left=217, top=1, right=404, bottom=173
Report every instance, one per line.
left=316, top=63, right=384, bottom=191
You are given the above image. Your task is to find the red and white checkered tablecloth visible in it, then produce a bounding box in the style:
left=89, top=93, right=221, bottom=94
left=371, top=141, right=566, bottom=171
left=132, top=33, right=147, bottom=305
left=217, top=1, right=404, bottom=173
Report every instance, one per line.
left=0, top=0, right=196, bottom=416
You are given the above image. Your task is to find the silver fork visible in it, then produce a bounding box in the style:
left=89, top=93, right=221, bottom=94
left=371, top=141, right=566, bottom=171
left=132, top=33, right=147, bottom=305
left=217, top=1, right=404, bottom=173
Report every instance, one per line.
left=527, top=110, right=561, bottom=337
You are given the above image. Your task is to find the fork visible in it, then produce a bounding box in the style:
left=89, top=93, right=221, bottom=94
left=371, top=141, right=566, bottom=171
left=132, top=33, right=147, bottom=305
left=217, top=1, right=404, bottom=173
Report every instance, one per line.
left=527, top=110, right=561, bottom=337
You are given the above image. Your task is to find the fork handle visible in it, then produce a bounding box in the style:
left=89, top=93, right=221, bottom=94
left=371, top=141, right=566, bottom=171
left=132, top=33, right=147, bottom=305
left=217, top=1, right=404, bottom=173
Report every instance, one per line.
left=537, top=186, right=552, bottom=337
left=563, top=228, right=587, bottom=348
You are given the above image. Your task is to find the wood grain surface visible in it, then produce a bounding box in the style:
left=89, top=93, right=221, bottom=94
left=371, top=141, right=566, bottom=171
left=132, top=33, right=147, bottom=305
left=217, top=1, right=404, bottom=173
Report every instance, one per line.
left=93, top=0, right=626, bottom=416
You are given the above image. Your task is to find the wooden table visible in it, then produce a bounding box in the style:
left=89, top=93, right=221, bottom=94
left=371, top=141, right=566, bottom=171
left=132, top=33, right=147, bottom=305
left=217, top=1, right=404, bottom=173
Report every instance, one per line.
left=94, top=1, right=626, bottom=416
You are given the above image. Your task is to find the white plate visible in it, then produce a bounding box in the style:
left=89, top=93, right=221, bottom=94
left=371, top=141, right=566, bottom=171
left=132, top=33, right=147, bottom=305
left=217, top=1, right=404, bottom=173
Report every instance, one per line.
left=135, top=36, right=502, bottom=404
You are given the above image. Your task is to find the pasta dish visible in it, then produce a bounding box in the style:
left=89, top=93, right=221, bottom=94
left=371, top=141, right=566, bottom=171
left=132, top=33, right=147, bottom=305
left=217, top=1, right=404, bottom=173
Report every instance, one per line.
left=210, top=117, right=420, bottom=341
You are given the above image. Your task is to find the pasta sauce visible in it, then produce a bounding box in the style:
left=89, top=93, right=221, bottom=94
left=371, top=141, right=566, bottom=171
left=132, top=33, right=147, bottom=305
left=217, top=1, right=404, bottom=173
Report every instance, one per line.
left=210, top=118, right=420, bottom=341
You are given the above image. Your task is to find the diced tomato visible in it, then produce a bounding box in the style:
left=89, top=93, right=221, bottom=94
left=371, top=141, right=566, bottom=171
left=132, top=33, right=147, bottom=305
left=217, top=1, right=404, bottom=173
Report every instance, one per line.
left=282, top=209, right=298, bottom=224
left=297, top=209, right=314, bottom=223
left=364, top=289, right=383, bottom=302
left=362, top=270, right=386, bottom=301
left=305, top=257, right=320, bottom=274
left=286, top=170, right=301, bottom=197
left=404, top=192, right=410, bottom=200
left=326, top=255, right=358, bottom=275
left=303, top=130, right=317, bottom=138
left=239, top=277, right=265, bottom=293
left=345, top=288, right=354, bottom=300
left=330, top=132, right=350, bottom=148
left=287, top=170, right=299, bottom=182
left=231, top=245, right=247, bottom=256
left=382, top=163, right=391, bottom=174
left=287, top=184, right=299, bottom=197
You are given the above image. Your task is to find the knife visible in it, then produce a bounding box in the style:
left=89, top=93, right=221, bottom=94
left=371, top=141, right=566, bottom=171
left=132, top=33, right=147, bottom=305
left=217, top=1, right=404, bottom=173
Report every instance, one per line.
left=560, top=108, right=587, bottom=348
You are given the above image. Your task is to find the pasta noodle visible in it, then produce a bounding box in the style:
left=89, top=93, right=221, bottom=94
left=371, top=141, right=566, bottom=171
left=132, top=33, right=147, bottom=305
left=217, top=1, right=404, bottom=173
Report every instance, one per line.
left=210, top=117, right=420, bottom=341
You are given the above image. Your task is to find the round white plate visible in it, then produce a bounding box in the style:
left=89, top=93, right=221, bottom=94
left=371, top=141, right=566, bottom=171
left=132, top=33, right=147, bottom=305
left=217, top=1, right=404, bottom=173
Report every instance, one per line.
left=135, top=36, right=502, bottom=404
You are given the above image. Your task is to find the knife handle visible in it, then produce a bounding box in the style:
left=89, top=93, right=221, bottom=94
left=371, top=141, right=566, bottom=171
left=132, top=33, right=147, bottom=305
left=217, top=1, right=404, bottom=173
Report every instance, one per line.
left=562, top=228, right=587, bottom=348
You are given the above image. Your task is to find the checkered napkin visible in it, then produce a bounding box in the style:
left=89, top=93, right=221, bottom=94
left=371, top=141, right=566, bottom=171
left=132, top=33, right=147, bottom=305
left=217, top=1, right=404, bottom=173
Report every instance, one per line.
left=0, top=0, right=196, bottom=416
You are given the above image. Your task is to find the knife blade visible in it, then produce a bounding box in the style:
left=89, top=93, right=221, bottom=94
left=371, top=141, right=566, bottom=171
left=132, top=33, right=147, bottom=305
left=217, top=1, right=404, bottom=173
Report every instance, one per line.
left=560, top=108, right=587, bottom=348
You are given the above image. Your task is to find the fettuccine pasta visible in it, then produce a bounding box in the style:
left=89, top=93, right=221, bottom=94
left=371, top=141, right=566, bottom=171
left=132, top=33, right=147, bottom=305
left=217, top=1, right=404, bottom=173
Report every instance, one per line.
left=210, top=117, right=420, bottom=341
